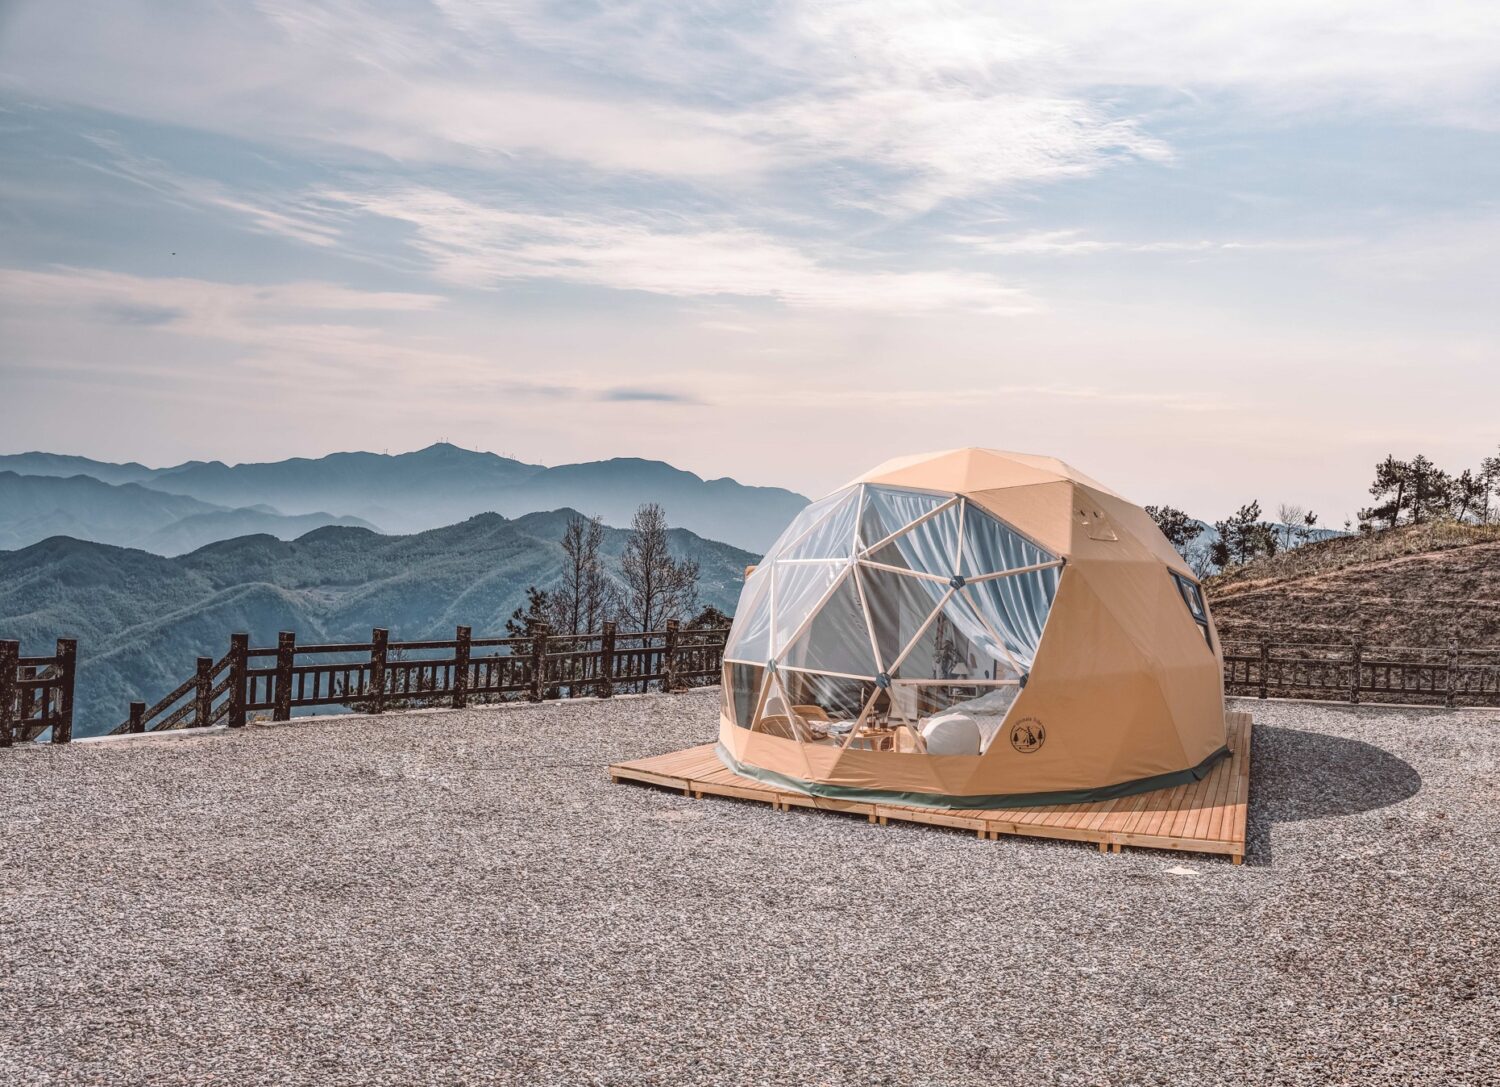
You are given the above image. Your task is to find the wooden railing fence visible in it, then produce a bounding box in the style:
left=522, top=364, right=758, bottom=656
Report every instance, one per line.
left=0, top=638, right=76, bottom=747
left=1222, top=640, right=1500, bottom=707
left=8, top=630, right=1500, bottom=746
left=1, top=622, right=728, bottom=744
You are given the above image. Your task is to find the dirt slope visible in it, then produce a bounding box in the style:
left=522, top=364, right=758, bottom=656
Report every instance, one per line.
left=1205, top=523, right=1500, bottom=647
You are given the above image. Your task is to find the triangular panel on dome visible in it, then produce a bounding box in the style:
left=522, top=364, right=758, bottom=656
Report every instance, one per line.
left=765, top=486, right=858, bottom=563
left=753, top=669, right=803, bottom=742
left=724, top=661, right=766, bottom=729
left=960, top=502, right=1055, bottom=577
left=778, top=573, right=878, bottom=679
left=857, top=486, right=952, bottom=557
left=771, top=561, right=846, bottom=655
left=865, top=497, right=964, bottom=576
left=724, top=566, right=773, bottom=664
left=888, top=587, right=1022, bottom=684
left=961, top=564, right=1060, bottom=672
left=778, top=671, right=873, bottom=725
left=777, top=486, right=861, bottom=562
left=858, top=564, right=948, bottom=672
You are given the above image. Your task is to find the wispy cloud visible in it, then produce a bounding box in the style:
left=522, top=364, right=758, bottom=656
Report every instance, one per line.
left=2, top=1, right=1498, bottom=517
left=76, top=136, right=345, bottom=248
left=955, top=229, right=1353, bottom=257
left=599, top=387, right=700, bottom=404
left=0, top=265, right=719, bottom=404
left=320, top=187, right=1037, bottom=313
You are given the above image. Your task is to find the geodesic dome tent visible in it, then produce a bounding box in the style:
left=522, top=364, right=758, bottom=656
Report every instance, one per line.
left=718, top=448, right=1228, bottom=808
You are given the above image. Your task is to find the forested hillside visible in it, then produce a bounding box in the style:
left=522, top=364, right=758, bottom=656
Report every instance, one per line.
left=0, top=511, right=754, bottom=737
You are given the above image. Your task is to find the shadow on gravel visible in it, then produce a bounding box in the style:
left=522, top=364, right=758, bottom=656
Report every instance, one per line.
left=1245, top=724, right=1422, bottom=867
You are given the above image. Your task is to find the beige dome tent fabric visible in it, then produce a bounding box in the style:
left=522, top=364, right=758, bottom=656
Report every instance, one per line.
left=717, top=448, right=1228, bottom=808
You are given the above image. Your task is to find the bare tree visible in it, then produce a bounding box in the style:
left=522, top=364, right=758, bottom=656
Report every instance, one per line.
left=1481, top=451, right=1500, bottom=524
left=1276, top=503, right=1305, bottom=552
left=1188, top=548, right=1217, bottom=579
left=551, top=514, right=612, bottom=634
left=619, top=503, right=699, bottom=632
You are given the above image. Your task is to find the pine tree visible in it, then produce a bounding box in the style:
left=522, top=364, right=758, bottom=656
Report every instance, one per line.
left=1406, top=454, right=1451, bottom=524
left=1212, top=500, right=1276, bottom=567
left=1360, top=455, right=1410, bottom=529
left=1451, top=469, right=1487, bottom=523
left=506, top=585, right=553, bottom=638
left=1144, top=504, right=1203, bottom=558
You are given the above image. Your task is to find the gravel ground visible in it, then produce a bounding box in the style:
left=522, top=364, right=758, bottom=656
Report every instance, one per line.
left=2, top=692, right=1497, bottom=1086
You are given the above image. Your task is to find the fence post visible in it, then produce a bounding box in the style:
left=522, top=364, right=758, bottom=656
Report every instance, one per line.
left=194, top=656, right=214, bottom=728
left=369, top=628, right=389, bottom=714
left=128, top=701, right=146, bottom=735
left=663, top=619, right=681, bottom=693
left=0, top=640, right=16, bottom=748
left=273, top=631, right=295, bottom=721
left=52, top=638, right=76, bottom=744
left=452, top=625, right=471, bottom=709
left=597, top=621, right=616, bottom=699
left=529, top=624, right=550, bottom=702
left=1446, top=640, right=1459, bottom=709
left=1258, top=641, right=1269, bottom=700
left=227, top=633, right=248, bottom=728
left=1349, top=640, right=1362, bottom=705
left=19, top=665, right=36, bottom=727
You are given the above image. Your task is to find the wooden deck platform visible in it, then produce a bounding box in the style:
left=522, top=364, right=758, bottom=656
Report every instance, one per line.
left=610, top=711, right=1251, bottom=863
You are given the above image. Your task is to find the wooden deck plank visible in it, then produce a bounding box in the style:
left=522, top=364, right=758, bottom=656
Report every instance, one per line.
left=1166, top=757, right=1217, bottom=842
left=1209, top=714, right=1249, bottom=844
left=1203, top=723, right=1241, bottom=843
left=609, top=713, right=1251, bottom=861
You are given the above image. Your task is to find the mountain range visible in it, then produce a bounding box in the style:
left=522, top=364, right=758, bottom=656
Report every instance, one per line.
left=0, top=471, right=375, bottom=555
left=0, top=511, right=755, bottom=738
left=0, top=443, right=809, bottom=553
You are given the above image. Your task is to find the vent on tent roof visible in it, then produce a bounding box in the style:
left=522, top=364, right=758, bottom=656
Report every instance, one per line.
left=1074, top=504, right=1118, bottom=542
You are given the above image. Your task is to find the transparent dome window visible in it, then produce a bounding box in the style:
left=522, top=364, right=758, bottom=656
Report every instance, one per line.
left=724, top=485, right=1063, bottom=755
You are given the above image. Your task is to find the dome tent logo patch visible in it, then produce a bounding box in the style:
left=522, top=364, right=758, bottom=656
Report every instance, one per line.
left=1010, top=717, right=1046, bottom=753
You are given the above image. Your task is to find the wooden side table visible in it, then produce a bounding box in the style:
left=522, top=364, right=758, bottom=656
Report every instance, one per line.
left=850, top=727, right=897, bottom=752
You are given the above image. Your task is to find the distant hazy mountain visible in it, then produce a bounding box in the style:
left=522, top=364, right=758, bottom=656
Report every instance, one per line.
left=0, top=443, right=809, bottom=552
left=0, top=452, right=158, bottom=486
left=1183, top=519, right=1346, bottom=574
left=0, top=472, right=375, bottom=555
left=0, top=510, right=755, bottom=737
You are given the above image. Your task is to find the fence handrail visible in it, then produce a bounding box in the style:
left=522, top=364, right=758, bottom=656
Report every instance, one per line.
left=9, top=628, right=1500, bottom=747
left=1, top=637, right=76, bottom=746
left=1223, top=637, right=1500, bottom=709
left=2, top=621, right=731, bottom=744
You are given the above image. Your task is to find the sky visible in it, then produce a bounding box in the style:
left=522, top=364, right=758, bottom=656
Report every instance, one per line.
left=1, top=1, right=1498, bottom=525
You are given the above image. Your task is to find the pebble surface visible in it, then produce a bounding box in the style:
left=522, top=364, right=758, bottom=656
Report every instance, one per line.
left=3, top=692, right=1497, bottom=1086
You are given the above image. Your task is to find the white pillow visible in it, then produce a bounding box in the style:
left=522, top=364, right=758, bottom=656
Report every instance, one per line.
left=921, top=713, right=981, bottom=756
